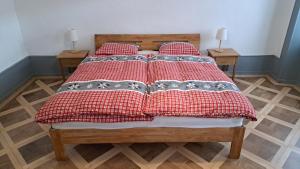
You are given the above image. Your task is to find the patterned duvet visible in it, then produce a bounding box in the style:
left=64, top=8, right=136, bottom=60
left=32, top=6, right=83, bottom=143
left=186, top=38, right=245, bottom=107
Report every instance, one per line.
left=35, top=55, right=256, bottom=124
left=146, top=55, right=256, bottom=120
left=36, top=55, right=152, bottom=123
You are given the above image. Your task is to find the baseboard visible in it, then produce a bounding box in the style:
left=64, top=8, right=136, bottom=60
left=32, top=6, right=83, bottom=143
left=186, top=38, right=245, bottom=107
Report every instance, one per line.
left=269, top=74, right=300, bottom=85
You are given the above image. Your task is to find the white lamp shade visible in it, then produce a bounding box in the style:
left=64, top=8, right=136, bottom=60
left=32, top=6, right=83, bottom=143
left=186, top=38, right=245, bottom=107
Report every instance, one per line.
left=70, top=29, right=78, bottom=42
left=216, top=28, right=228, bottom=41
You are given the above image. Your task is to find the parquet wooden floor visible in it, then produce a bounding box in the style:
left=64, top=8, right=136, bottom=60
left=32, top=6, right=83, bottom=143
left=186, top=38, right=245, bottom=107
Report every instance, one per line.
left=0, top=76, right=300, bottom=169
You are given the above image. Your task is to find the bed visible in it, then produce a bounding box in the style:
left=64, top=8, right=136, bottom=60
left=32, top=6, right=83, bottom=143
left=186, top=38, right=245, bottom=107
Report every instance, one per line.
left=36, top=34, right=256, bottom=161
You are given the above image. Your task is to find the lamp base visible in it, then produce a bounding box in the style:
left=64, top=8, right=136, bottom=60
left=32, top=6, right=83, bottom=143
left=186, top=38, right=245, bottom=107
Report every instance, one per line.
left=214, top=48, right=224, bottom=53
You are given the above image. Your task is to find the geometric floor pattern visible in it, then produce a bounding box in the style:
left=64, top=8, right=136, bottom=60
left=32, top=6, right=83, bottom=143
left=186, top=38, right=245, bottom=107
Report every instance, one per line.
left=0, top=76, right=300, bottom=169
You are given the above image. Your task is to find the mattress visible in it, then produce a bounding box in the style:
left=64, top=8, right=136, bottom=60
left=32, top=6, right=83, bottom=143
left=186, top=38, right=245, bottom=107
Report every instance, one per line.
left=52, top=117, right=244, bottom=129
left=137, top=50, right=159, bottom=55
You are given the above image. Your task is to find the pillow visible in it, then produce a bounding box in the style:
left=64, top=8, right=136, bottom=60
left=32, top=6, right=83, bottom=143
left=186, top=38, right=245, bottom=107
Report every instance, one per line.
left=95, top=43, right=139, bottom=55
left=137, top=50, right=159, bottom=55
left=159, top=42, right=200, bottom=55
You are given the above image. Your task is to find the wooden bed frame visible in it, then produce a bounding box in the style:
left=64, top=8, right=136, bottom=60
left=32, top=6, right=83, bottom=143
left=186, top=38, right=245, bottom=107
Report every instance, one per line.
left=50, top=34, right=245, bottom=161
left=94, top=34, right=200, bottom=50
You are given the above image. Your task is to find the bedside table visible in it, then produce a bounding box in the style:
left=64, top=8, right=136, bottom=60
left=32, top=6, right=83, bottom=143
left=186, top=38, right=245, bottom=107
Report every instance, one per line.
left=57, top=50, right=89, bottom=80
left=207, top=48, right=239, bottom=80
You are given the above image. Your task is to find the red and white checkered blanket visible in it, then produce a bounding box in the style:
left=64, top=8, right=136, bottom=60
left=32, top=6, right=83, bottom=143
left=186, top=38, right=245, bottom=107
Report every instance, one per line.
left=36, top=54, right=256, bottom=124
left=145, top=55, right=256, bottom=120
left=35, top=55, right=153, bottom=123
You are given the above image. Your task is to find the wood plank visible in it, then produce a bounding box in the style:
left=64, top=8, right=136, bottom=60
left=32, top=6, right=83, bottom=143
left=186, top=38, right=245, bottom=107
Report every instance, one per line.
left=95, top=34, right=200, bottom=51
left=56, top=127, right=236, bottom=144
left=50, top=127, right=246, bottom=161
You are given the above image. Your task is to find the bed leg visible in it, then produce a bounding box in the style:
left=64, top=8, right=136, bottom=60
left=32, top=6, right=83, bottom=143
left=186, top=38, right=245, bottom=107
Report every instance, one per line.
left=49, top=128, right=67, bottom=161
left=228, top=127, right=245, bottom=159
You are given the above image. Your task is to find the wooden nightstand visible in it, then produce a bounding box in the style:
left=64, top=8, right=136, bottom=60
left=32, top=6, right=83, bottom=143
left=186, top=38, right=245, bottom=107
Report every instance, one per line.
left=207, top=48, right=239, bottom=80
left=57, top=50, right=89, bottom=80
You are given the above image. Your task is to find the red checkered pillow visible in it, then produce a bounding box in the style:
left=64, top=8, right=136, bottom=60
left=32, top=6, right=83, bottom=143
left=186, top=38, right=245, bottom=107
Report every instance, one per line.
left=159, top=42, right=201, bottom=55
left=95, top=43, right=139, bottom=55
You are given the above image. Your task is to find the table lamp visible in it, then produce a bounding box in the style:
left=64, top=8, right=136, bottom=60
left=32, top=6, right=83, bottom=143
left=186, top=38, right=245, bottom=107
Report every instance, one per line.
left=215, top=28, right=228, bottom=53
left=70, top=29, right=79, bottom=52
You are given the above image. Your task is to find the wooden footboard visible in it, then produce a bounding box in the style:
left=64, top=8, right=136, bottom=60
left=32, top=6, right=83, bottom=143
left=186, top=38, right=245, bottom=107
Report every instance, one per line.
left=49, top=126, right=245, bottom=161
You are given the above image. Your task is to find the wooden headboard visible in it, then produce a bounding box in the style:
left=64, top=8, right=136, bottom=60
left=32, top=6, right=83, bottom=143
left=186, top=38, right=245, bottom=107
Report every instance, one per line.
left=95, top=34, right=200, bottom=51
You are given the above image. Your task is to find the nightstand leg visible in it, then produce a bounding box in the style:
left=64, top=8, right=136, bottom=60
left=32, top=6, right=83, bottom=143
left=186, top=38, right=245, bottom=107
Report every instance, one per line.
left=232, top=62, right=237, bottom=81
left=59, top=60, right=66, bottom=81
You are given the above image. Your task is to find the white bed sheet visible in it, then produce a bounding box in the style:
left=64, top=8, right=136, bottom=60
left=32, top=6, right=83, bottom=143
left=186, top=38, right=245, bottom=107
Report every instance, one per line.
left=137, top=50, right=159, bottom=55
left=52, top=117, right=244, bottom=130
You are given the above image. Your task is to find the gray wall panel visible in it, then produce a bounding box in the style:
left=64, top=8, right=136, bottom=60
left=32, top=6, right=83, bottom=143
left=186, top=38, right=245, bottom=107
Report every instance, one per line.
left=0, top=57, right=32, bottom=101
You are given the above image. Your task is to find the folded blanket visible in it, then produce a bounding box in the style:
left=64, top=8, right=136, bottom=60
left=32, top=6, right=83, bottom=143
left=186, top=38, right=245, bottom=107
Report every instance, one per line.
left=145, top=55, right=256, bottom=120
left=36, top=55, right=152, bottom=123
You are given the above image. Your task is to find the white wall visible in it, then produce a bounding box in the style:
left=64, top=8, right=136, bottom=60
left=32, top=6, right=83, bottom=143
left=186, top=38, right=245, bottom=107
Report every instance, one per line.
left=267, top=0, right=295, bottom=57
left=0, top=0, right=27, bottom=72
left=15, top=0, right=294, bottom=57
